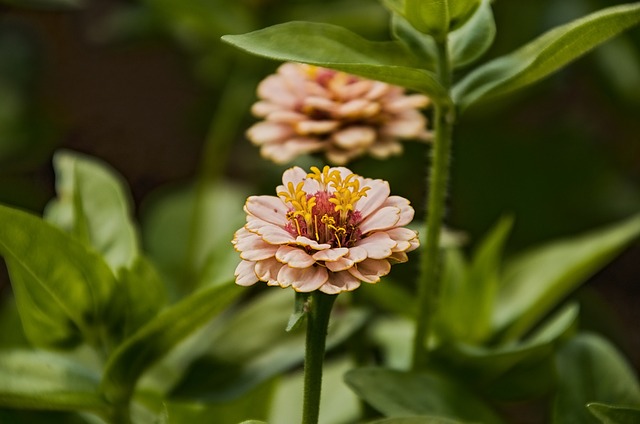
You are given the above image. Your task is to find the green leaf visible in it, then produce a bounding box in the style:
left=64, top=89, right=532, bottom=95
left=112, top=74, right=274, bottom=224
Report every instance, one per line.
left=109, top=256, right=167, bottom=341
left=449, top=0, right=495, bottom=68
left=0, top=204, right=116, bottom=349
left=390, top=14, right=437, bottom=71
left=170, top=290, right=368, bottom=401
left=0, top=349, right=105, bottom=413
left=553, top=333, right=640, bottom=424
left=345, top=367, right=503, bottom=423
left=494, top=213, right=640, bottom=341
left=453, top=3, right=640, bottom=111
left=221, top=22, right=447, bottom=100
left=101, top=282, right=242, bottom=406
left=45, top=150, right=140, bottom=274
left=588, top=403, right=640, bottom=424
left=404, top=0, right=448, bottom=38
left=286, top=292, right=309, bottom=332
left=368, top=417, right=470, bottom=424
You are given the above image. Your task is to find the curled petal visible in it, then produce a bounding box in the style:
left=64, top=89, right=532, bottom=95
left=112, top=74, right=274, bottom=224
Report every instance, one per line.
left=325, top=256, right=355, bottom=272
left=235, top=260, right=258, bottom=286
left=246, top=216, right=295, bottom=244
left=320, top=271, right=361, bottom=294
left=346, top=246, right=368, bottom=263
left=255, top=258, right=283, bottom=284
left=245, top=195, right=288, bottom=225
left=276, top=245, right=316, bottom=268
left=388, top=251, right=409, bottom=263
left=382, top=196, right=415, bottom=227
left=278, top=265, right=328, bottom=292
left=247, top=122, right=293, bottom=145
left=348, top=258, right=391, bottom=283
left=369, top=140, right=403, bottom=159
left=312, top=247, right=349, bottom=262
left=359, top=206, right=401, bottom=234
left=295, top=236, right=331, bottom=250
left=384, top=94, right=430, bottom=112
left=333, top=126, right=376, bottom=149
left=295, top=120, right=340, bottom=135
left=386, top=227, right=420, bottom=252
left=257, top=74, right=298, bottom=107
left=354, top=232, right=397, bottom=259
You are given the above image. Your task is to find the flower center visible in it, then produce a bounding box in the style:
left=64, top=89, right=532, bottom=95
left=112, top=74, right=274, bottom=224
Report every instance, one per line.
left=279, top=166, right=369, bottom=247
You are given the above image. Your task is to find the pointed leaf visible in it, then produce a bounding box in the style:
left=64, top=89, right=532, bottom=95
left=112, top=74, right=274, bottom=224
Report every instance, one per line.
left=0, top=204, right=116, bottom=349
left=101, top=282, right=242, bottom=405
left=0, top=350, right=105, bottom=413
left=454, top=3, right=640, bottom=111
left=588, top=403, right=640, bottom=424
left=404, top=0, right=448, bottom=38
left=345, top=367, right=503, bottom=423
left=553, top=333, right=640, bottom=424
left=391, top=14, right=437, bottom=70
left=494, top=213, right=640, bottom=341
left=221, top=22, right=447, bottom=100
left=45, top=150, right=140, bottom=273
left=449, top=0, right=495, bottom=68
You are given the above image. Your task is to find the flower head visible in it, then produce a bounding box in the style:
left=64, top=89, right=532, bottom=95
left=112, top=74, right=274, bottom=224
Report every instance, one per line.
left=232, top=166, right=419, bottom=294
left=247, top=63, right=431, bottom=165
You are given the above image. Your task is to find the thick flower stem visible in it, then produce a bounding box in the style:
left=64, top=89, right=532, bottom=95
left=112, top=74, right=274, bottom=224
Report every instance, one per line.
left=302, top=291, right=337, bottom=424
left=411, top=39, right=455, bottom=370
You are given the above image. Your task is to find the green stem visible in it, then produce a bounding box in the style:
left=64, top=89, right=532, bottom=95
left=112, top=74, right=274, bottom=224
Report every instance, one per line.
left=302, top=291, right=337, bottom=424
left=411, top=38, right=455, bottom=370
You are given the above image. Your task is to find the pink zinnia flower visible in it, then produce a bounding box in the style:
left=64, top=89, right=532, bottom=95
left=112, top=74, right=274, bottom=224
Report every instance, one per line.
left=247, top=63, right=431, bottom=165
left=232, top=166, right=419, bottom=294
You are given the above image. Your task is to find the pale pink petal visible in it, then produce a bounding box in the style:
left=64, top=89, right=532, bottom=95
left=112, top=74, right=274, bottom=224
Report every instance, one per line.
left=386, top=227, right=420, bottom=252
left=364, top=81, right=391, bottom=100
left=381, top=115, right=427, bottom=138
left=247, top=122, right=294, bottom=145
left=333, top=127, right=376, bottom=149
left=303, top=96, right=339, bottom=114
left=346, top=246, right=367, bottom=263
left=312, top=247, right=349, bottom=262
left=235, top=260, right=258, bottom=286
left=295, top=236, right=331, bottom=250
left=277, top=265, right=328, bottom=292
left=295, top=120, right=340, bottom=135
left=355, top=179, right=390, bottom=219
left=238, top=236, right=279, bottom=261
left=320, top=271, right=361, bottom=294
left=358, top=206, right=401, bottom=234
left=384, top=94, right=430, bottom=112
left=325, top=149, right=358, bottom=166
left=348, top=258, right=391, bottom=283
left=388, top=251, right=409, bottom=263
left=369, top=140, right=403, bottom=158
left=255, top=258, right=283, bottom=284
left=257, top=74, right=298, bottom=107
left=245, top=216, right=295, bottom=244
left=276, top=245, right=316, bottom=268
left=281, top=166, right=308, bottom=188
left=267, top=110, right=307, bottom=123
left=408, top=237, right=420, bottom=252
left=354, top=232, right=397, bottom=259
left=382, top=196, right=415, bottom=227
left=337, top=99, right=380, bottom=118
left=335, top=80, right=373, bottom=100
left=244, top=195, right=288, bottom=226
left=325, top=256, right=355, bottom=272
left=251, top=101, right=283, bottom=117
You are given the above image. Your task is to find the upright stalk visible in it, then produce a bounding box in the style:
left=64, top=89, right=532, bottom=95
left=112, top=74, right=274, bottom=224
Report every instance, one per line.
left=411, top=38, right=455, bottom=370
left=302, top=291, right=337, bottom=424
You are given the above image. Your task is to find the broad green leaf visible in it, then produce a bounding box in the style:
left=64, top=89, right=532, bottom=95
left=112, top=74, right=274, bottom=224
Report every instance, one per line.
left=101, top=282, right=242, bottom=406
left=0, top=296, right=28, bottom=348
left=453, top=3, right=640, bottom=111
left=142, top=181, right=249, bottom=295
left=588, top=402, right=640, bottom=424
left=109, top=256, right=167, bottom=341
left=404, top=0, right=448, bottom=38
left=449, top=0, right=495, bottom=68
left=345, top=368, right=503, bottom=423
left=369, top=417, right=469, bottom=424
left=448, top=0, right=481, bottom=31
left=380, top=0, right=404, bottom=16
left=45, top=150, right=140, bottom=273
left=221, top=22, right=447, bottom=101
left=494, top=213, right=640, bottom=341
left=0, top=204, right=116, bottom=349
left=553, top=333, right=640, bottom=424
left=370, top=316, right=414, bottom=369
left=391, top=14, right=437, bottom=70
left=434, top=303, right=578, bottom=399
left=170, top=290, right=368, bottom=401
left=0, top=350, right=105, bottom=413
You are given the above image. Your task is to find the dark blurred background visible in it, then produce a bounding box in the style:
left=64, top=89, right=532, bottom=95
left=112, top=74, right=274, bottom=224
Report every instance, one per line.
left=0, top=0, right=638, bottom=369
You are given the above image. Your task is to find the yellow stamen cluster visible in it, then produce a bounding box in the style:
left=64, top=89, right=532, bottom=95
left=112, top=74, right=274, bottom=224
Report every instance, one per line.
left=278, top=181, right=316, bottom=229
left=308, top=166, right=370, bottom=221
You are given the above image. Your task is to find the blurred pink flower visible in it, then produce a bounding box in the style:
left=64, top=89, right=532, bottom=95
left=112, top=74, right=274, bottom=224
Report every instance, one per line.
left=232, top=166, right=419, bottom=294
left=246, top=63, right=431, bottom=165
